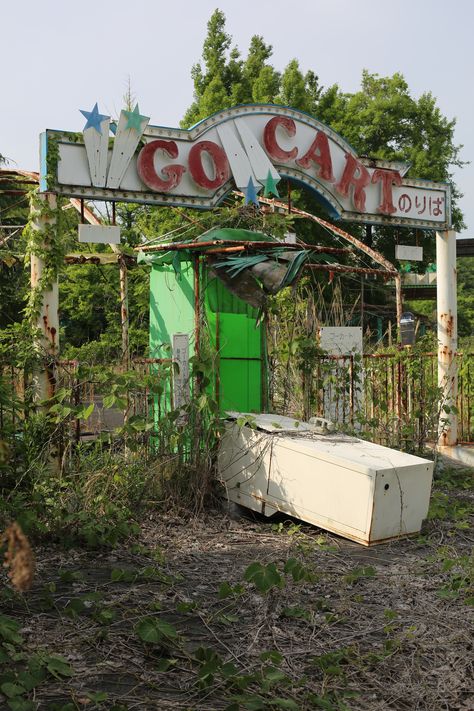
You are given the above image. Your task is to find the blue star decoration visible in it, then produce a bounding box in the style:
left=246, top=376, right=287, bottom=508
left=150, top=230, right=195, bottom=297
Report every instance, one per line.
left=244, top=176, right=260, bottom=207
left=80, top=103, right=110, bottom=134
left=122, top=104, right=148, bottom=132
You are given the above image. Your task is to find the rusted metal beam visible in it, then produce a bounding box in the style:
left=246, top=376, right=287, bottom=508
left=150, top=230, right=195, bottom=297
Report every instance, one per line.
left=205, top=245, right=246, bottom=254
left=64, top=253, right=123, bottom=265
left=0, top=189, right=31, bottom=195
left=305, top=263, right=396, bottom=277
left=252, top=194, right=398, bottom=272
left=137, top=240, right=351, bottom=254
left=239, top=192, right=402, bottom=326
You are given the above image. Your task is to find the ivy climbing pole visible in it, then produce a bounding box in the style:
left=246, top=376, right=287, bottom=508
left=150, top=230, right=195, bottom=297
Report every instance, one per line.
left=25, top=191, right=63, bottom=401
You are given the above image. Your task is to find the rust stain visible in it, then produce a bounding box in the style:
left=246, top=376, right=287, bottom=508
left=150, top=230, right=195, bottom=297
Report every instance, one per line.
left=440, top=311, right=455, bottom=338
left=46, top=365, right=57, bottom=399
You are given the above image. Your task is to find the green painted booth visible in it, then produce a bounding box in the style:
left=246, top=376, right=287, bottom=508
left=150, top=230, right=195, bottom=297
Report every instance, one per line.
left=149, top=258, right=267, bottom=413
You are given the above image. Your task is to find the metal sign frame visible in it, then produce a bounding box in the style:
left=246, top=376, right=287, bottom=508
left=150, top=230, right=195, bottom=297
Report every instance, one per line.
left=40, top=103, right=451, bottom=230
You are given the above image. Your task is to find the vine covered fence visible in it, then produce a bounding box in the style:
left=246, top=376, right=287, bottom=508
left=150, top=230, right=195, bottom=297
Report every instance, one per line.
left=270, top=350, right=474, bottom=451
left=1, top=352, right=473, bottom=472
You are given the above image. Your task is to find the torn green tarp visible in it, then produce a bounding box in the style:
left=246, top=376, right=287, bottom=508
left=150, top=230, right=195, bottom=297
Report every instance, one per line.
left=212, top=249, right=311, bottom=296
left=138, top=228, right=338, bottom=309
left=196, top=227, right=278, bottom=244
left=137, top=249, right=191, bottom=280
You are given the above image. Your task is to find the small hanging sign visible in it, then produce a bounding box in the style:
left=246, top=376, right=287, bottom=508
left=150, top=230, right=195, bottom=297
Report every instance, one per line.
left=173, top=333, right=190, bottom=410
left=78, top=225, right=121, bottom=244
left=395, top=245, right=423, bottom=261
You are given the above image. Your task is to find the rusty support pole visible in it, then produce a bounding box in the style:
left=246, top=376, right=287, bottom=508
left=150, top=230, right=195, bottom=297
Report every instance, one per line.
left=436, top=229, right=457, bottom=447
left=29, top=192, right=59, bottom=402
left=119, top=255, right=130, bottom=371
left=394, top=273, right=403, bottom=334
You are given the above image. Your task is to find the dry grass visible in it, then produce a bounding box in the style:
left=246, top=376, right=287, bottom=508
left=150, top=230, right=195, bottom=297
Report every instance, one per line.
left=2, top=521, right=35, bottom=592
left=0, top=465, right=472, bottom=710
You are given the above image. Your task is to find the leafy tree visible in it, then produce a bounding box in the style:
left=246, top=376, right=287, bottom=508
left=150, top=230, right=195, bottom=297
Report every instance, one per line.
left=182, top=9, right=233, bottom=127
left=323, top=71, right=465, bottom=230
left=0, top=170, right=32, bottom=329
left=181, top=12, right=464, bottom=234
left=277, top=59, right=321, bottom=114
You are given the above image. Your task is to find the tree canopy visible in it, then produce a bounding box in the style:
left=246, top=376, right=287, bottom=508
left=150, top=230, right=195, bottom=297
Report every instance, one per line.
left=0, top=9, right=470, bottom=361
left=182, top=10, right=465, bottom=231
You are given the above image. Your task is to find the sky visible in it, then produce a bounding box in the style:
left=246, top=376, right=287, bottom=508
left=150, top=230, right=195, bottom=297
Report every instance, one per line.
left=2, top=0, right=473, bottom=234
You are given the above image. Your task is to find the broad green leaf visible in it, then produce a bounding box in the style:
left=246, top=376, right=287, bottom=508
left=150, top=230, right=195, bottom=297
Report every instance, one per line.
left=154, top=619, right=178, bottom=639
left=0, top=616, right=23, bottom=645
left=263, top=666, right=289, bottom=683
left=136, top=618, right=161, bottom=644
left=1, top=683, right=25, bottom=698
left=156, top=658, right=176, bottom=672
left=59, top=570, right=84, bottom=583
left=45, top=655, right=74, bottom=679
left=218, top=581, right=233, bottom=599
left=136, top=617, right=177, bottom=644
left=244, top=562, right=282, bottom=593
left=7, top=700, right=35, bottom=711
left=281, top=606, right=309, bottom=620
left=260, top=650, right=283, bottom=665
left=272, top=699, right=299, bottom=710
left=86, top=691, right=108, bottom=703
left=284, top=558, right=310, bottom=582
left=110, top=568, right=135, bottom=583
left=17, top=668, right=45, bottom=691
left=78, top=402, right=94, bottom=420
left=95, top=609, right=116, bottom=625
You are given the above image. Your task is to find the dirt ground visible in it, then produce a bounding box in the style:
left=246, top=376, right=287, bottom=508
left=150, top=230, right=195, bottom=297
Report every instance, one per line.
left=1, top=463, right=473, bottom=711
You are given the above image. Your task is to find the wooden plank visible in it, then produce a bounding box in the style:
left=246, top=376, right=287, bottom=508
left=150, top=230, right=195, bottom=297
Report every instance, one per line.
left=65, top=253, right=119, bottom=264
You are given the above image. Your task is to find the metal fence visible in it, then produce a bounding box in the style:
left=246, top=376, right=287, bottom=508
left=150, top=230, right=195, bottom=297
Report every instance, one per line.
left=2, top=352, right=473, bottom=456
left=269, top=350, right=474, bottom=450
left=311, top=352, right=474, bottom=449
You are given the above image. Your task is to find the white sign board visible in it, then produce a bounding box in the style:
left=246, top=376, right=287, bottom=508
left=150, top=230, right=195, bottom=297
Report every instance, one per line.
left=172, top=333, right=190, bottom=410
left=319, top=327, right=364, bottom=426
left=78, top=225, right=121, bottom=244
left=41, top=104, right=451, bottom=230
left=319, top=327, right=363, bottom=356
left=395, top=245, right=423, bottom=261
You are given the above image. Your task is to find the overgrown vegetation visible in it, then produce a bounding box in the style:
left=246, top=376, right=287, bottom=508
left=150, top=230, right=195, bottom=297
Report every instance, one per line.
left=0, top=9, right=473, bottom=709
left=0, top=460, right=472, bottom=710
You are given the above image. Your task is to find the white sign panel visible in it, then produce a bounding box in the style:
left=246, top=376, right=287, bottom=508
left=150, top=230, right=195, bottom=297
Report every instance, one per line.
left=395, top=245, right=423, bottom=261
left=172, top=333, right=190, bottom=410
left=78, top=224, right=121, bottom=244
left=41, top=104, right=451, bottom=229
left=319, top=327, right=364, bottom=426
left=319, top=327, right=363, bottom=356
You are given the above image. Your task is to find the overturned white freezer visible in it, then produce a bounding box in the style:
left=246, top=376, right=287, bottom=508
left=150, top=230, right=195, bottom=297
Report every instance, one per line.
left=218, top=413, right=434, bottom=546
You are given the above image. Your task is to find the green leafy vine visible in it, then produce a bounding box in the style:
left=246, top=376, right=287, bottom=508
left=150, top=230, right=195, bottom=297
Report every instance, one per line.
left=23, top=189, right=66, bottom=324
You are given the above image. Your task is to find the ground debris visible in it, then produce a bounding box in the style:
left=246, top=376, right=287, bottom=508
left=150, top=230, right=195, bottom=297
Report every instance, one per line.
left=1, top=490, right=473, bottom=710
